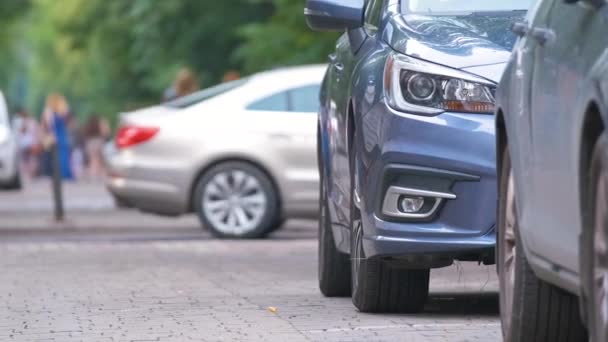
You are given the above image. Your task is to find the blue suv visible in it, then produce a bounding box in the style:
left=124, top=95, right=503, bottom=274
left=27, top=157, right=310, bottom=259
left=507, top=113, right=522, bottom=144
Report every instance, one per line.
left=306, top=0, right=530, bottom=312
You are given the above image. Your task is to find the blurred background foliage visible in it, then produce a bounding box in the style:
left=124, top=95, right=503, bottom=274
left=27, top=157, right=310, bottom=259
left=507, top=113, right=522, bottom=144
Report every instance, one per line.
left=0, top=0, right=338, bottom=122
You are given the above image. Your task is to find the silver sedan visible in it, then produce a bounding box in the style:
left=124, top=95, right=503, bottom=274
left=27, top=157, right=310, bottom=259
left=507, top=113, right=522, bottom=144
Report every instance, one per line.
left=106, top=65, right=325, bottom=238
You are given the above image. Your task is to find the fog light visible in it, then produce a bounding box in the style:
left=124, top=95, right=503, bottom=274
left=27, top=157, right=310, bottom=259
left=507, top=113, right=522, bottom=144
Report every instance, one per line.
left=400, top=196, right=425, bottom=213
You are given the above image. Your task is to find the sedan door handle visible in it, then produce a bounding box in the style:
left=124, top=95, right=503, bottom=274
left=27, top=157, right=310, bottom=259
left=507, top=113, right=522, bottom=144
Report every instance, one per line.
left=333, top=63, right=344, bottom=73
left=530, top=27, right=556, bottom=46
left=510, top=22, right=529, bottom=37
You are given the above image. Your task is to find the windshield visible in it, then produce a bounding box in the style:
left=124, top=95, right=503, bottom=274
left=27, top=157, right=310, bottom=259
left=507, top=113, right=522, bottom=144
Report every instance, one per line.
left=164, top=78, right=249, bottom=109
left=404, top=0, right=532, bottom=15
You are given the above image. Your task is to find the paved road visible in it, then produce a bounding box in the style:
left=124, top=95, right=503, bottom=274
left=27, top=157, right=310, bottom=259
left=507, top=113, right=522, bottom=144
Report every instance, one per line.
left=0, top=181, right=501, bottom=341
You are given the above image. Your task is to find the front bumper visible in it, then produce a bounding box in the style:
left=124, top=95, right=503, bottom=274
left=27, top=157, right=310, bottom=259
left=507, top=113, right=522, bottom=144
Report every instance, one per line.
left=358, top=99, right=496, bottom=259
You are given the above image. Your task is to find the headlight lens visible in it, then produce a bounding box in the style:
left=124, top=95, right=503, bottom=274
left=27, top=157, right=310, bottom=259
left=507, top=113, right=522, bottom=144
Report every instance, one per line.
left=385, top=54, right=496, bottom=115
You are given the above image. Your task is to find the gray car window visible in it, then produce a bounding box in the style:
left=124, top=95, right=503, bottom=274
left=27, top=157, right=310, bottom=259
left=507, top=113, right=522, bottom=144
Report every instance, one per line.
left=247, top=91, right=289, bottom=112
left=289, top=85, right=320, bottom=113
left=165, top=78, right=249, bottom=109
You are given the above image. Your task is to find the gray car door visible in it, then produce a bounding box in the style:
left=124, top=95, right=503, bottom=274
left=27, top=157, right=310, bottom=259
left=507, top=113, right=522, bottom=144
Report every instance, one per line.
left=507, top=0, right=552, bottom=254
left=528, top=0, right=607, bottom=272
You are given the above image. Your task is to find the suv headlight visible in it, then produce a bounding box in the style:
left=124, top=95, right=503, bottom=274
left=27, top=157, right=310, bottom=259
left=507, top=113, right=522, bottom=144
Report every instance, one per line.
left=385, top=53, right=496, bottom=116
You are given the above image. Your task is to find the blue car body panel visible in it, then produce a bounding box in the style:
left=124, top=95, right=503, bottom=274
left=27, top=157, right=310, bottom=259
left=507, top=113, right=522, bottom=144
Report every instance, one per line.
left=319, top=0, right=524, bottom=263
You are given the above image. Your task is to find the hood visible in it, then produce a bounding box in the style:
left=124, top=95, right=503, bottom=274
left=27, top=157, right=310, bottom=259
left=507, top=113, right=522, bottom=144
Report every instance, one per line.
left=384, top=12, right=523, bottom=69
left=461, top=62, right=506, bottom=83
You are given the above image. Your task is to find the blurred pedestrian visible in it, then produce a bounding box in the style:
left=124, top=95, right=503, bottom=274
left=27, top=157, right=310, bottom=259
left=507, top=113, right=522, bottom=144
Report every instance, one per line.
left=83, top=114, right=111, bottom=180
left=163, top=68, right=199, bottom=102
left=41, top=93, right=73, bottom=180
left=68, top=114, right=85, bottom=180
left=222, top=70, right=241, bottom=83
left=12, top=108, right=41, bottom=181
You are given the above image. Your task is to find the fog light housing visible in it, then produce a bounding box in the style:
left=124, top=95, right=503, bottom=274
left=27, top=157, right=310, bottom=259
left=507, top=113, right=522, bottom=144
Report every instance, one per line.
left=382, top=186, right=457, bottom=220
left=400, top=196, right=425, bottom=213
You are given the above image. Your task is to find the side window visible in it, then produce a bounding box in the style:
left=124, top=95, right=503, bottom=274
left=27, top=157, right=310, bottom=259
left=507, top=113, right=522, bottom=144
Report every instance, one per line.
left=247, top=91, right=289, bottom=111
left=289, top=85, right=321, bottom=113
left=364, top=0, right=384, bottom=35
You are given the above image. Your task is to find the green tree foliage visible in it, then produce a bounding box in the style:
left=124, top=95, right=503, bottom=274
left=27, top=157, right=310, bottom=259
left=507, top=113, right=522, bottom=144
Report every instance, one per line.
left=235, top=0, right=338, bottom=73
left=2, top=0, right=337, bottom=121
left=0, top=0, right=31, bottom=103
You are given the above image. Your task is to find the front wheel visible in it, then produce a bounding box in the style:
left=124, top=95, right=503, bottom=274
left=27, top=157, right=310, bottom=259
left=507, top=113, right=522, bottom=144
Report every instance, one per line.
left=349, top=139, right=428, bottom=313
left=586, top=134, right=608, bottom=342
left=498, top=146, right=587, bottom=342
left=194, top=161, right=280, bottom=239
left=318, top=173, right=351, bottom=297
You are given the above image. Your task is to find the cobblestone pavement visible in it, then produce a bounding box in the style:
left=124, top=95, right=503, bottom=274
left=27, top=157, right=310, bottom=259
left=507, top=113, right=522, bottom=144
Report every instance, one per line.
left=0, top=181, right=501, bottom=342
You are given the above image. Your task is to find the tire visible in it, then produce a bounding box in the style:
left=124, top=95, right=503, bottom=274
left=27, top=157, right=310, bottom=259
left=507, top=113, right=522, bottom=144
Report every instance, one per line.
left=193, top=161, right=279, bottom=239
left=2, top=171, right=22, bottom=190
left=585, top=133, right=608, bottom=342
left=318, top=171, right=351, bottom=297
left=498, top=146, right=587, bottom=342
left=349, top=137, right=429, bottom=313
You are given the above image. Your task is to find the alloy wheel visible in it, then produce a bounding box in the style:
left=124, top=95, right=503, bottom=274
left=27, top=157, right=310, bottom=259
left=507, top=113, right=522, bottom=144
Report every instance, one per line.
left=351, top=211, right=363, bottom=296
left=593, top=167, right=608, bottom=342
left=202, top=170, right=267, bottom=235
left=500, top=167, right=517, bottom=334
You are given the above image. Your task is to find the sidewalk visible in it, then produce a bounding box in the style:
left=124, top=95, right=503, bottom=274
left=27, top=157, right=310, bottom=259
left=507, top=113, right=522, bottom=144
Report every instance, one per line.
left=0, top=179, right=200, bottom=233
left=0, top=178, right=316, bottom=240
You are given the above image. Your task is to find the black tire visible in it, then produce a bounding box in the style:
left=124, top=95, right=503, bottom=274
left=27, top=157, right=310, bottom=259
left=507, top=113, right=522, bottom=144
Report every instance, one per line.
left=349, top=137, right=429, bottom=313
left=498, top=146, right=587, bottom=342
left=584, top=134, right=608, bottom=342
left=193, top=161, right=280, bottom=239
left=318, top=172, right=351, bottom=297
left=2, top=171, right=22, bottom=190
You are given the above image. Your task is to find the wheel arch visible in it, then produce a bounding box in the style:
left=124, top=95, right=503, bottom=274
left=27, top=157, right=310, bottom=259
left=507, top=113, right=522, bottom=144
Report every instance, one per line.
left=188, top=155, right=283, bottom=215
left=495, top=108, right=508, bottom=185
left=579, top=102, right=606, bottom=213
left=346, top=98, right=357, bottom=156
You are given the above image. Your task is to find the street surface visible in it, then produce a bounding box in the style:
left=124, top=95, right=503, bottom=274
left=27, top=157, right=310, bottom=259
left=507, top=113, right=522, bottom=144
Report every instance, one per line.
left=0, top=180, right=501, bottom=342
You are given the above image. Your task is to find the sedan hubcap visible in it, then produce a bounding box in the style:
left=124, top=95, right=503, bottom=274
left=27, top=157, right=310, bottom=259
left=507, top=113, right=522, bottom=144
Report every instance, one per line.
left=501, top=171, right=517, bottom=332
left=594, top=170, right=608, bottom=341
left=202, top=170, right=267, bottom=235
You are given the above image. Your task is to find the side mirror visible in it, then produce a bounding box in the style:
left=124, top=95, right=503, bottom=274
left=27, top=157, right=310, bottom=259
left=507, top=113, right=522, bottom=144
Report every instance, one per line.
left=305, top=0, right=365, bottom=32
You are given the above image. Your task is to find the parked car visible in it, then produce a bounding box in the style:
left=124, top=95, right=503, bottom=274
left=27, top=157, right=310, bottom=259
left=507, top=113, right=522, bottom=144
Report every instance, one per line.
left=106, top=65, right=325, bottom=238
left=0, top=91, right=20, bottom=190
left=306, top=0, right=530, bottom=313
left=495, top=0, right=608, bottom=340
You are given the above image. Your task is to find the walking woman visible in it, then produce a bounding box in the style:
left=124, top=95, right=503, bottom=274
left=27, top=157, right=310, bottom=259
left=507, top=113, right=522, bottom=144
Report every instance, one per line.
left=42, top=93, right=73, bottom=180
left=83, top=114, right=110, bottom=179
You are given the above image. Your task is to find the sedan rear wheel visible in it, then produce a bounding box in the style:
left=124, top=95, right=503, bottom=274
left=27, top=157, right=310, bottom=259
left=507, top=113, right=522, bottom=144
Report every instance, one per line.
left=194, top=161, right=279, bottom=239
left=498, top=146, right=587, bottom=342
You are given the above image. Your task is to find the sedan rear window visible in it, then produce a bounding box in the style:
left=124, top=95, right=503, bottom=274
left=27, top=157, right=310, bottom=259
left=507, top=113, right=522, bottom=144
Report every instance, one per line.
left=405, top=0, right=532, bottom=14
left=164, top=78, right=249, bottom=109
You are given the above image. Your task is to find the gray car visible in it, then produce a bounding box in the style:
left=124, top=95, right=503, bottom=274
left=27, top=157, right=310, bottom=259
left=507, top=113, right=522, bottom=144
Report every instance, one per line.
left=106, top=65, right=325, bottom=238
left=495, top=0, right=608, bottom=340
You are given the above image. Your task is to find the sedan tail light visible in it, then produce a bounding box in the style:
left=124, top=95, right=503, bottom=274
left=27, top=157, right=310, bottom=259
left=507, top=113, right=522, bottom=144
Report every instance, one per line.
left=115, top=125, right=159, bottom=149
